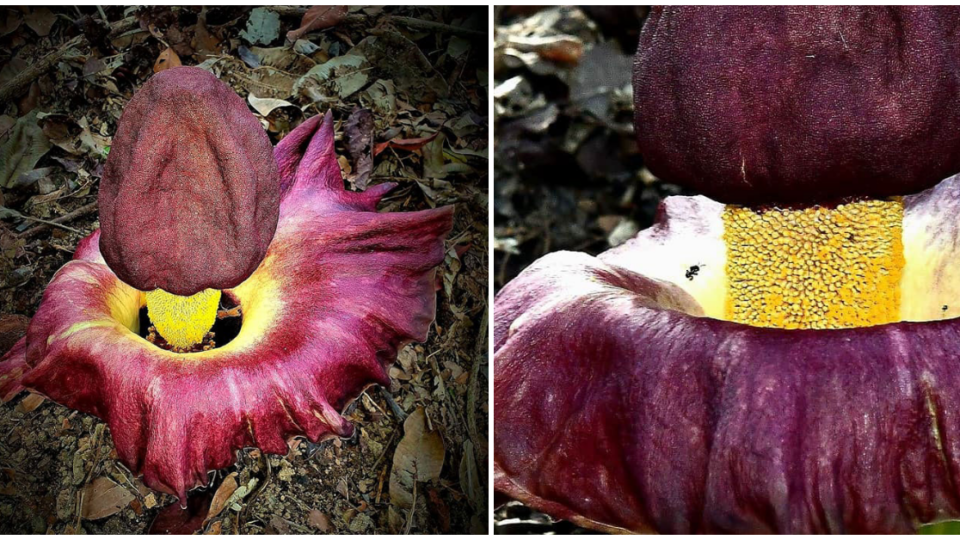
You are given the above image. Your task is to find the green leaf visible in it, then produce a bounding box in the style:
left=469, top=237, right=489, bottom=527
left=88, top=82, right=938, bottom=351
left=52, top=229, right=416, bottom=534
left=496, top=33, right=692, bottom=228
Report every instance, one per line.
left=239, top=7, right=280, bottom=46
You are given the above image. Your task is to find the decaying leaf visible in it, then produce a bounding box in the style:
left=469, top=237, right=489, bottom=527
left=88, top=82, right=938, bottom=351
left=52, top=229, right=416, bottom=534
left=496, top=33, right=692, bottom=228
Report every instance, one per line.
left=240, top=7, right=281, bottom=46
left=23, top=7, right=56, bottom=37
left=295, top=53, right=368, bottom=101
left=17, top=392, right=44, bottom=413
left=80, top=477, right=135, bottom=520
left=389, top=407, right=445, bottom=509
left=374, top=127, right=443, bottom=157
left=308, top=509, right=332, bottom=533
left=0, top=111, right=51, bottom=189
left=204, top=472, right=238, bottom=524
left=77, top=117, right=110, bottom=159
left=247, top=94, right=295, bottom=117
left=153, top=48, right=182, bottom=73
left=344, top=108, right=374, bottom=189
left=0, top=314, right=29, bottom=355
left=459, top=440, right=483, bottom=510
left=287, top=5, right=349, bottom=42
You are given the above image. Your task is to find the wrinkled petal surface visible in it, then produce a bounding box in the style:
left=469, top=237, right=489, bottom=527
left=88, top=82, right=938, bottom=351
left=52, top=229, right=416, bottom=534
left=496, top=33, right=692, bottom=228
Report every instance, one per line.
left=494, top=175, right=960, bottom=534
left=0, top=112, right=453, bottom=500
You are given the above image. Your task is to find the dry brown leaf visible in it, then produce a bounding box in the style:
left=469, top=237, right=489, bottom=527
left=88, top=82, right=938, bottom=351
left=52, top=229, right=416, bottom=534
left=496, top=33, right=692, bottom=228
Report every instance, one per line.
left=204, top=472, right=238, bottom=524
left=0, top=313, right=29, bottom=355
left=80, top=477, right=135, bottom=520
left=308, top=509, right=331, bottom=532
left=153, top=48, right=182, bottom=73
left=373, top=127, right=443, bottom=157
left=23, top=7, right=56, bottom=37
left=287, top=6, right=349, bottom=42
left=17, top=392, right=44, bottom=413
left=389, top=407, right=445, bottom=509
left=344, top=108, right=374, bottom=189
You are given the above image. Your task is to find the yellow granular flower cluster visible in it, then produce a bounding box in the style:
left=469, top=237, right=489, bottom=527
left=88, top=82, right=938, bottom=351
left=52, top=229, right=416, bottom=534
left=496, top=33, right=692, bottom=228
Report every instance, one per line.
left=722, top=199, right=904, bottom=330
left=145, top=288, right=221, bottom=350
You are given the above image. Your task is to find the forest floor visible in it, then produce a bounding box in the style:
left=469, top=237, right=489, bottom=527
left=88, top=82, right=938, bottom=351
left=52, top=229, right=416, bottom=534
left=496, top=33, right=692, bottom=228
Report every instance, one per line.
left=0, top=5, right=488, bottom=534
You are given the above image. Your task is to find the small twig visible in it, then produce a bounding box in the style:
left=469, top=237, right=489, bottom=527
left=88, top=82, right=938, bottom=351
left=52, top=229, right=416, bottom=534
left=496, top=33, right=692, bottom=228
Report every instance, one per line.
left=403, top=480, right=417, bottom=534
left=266, top=7, right=485, bottom=39
left=378, top=385, right=407, bottom=422
left=16, top=202, right=97, bottom=239
left=386, top=15, right=486, bottom=39
left=9, top=212, right=82, bottom=236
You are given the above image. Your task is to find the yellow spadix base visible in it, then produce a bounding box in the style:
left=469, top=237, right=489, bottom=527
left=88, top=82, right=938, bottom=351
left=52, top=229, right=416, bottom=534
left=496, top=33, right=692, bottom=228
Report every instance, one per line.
left=723, top=198, right=904, bottom=330
left=145, top=288, right=221, bottom=349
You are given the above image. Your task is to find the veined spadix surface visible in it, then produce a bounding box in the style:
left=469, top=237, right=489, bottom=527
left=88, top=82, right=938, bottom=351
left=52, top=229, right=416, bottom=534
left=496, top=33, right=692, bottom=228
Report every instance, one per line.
left=494, top=174, right=960, bottom=534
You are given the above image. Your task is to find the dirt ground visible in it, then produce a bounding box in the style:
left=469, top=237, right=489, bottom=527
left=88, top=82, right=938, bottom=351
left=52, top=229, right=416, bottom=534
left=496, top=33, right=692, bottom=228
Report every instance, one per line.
left=0, top=6, right=487, bottom=534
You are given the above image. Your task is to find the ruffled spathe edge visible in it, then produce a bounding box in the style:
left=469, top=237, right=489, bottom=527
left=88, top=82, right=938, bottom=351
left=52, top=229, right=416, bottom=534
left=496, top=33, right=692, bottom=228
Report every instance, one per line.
left=0, top=111, right=453, bottom=501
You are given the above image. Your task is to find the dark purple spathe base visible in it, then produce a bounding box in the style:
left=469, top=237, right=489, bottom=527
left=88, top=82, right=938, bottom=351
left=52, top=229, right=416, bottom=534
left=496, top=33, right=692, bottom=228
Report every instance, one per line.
left=494, top=252, right=960, bottom=534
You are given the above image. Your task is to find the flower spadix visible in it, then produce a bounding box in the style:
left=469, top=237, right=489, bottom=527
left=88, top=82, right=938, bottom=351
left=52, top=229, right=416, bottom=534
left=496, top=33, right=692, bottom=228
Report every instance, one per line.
left=99, top=67, right=280, bottom=350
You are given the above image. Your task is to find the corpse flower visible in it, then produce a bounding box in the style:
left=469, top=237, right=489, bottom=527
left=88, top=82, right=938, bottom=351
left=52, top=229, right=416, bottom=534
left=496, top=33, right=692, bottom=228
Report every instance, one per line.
left=0, top=66, right=453, bottom=500
left=494, top=6, right=960, bottom=534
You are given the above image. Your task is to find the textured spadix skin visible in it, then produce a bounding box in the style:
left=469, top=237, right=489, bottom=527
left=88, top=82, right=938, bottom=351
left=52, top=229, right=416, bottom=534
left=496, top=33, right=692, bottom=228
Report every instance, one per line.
left=494, top=175, right=960, bottom=534
left=0, top=112, right=453, bottom=500
left=634, top=6, right=960, bottom=205
left=99, top=66, right=281, bottom=295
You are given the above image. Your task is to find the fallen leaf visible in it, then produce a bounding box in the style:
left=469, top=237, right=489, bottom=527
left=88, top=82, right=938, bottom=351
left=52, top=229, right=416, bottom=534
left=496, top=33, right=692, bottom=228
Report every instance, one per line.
left=149, top=491, right=212, bottom=534
left=344, top=108, right=374, bottom=189
left=23, top=7, right=56, bottom=37
left=427, top=488, right=451, bottom=532
left=80, top=477, right=135, bottom=520
left=204, top=472, right=237, bottom=524
left=294, top=53, right=368, bottom=101
left=77, top=117, right=111, bottom=159
left=153, top=48, right=182, bottom=73
left=240, top=7, right=280, bottom=46
left=389, top=407, right=445, bottom=509
left=287, top=5, right=349, bottom=42
left=267, top=515, right=291, bottom=534
left=17, top=392, right=44, bottom=413
left=459, top=440, right=484, bottom=510
left=0, top=11, right=21, bottom=38
left=247, top=94, right=294, bottom=117
left=0, top=111, right=51, bottom=189
left=308, top=509, right=331, bottom=532
left=373, top=127, right=443, bottom=157
left=0, top=314, right=29, bottom=355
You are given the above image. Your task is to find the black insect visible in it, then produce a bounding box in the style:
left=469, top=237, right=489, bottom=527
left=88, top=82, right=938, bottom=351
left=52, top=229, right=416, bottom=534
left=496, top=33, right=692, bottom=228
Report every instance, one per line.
left=685, top=265, right=702, bottom=281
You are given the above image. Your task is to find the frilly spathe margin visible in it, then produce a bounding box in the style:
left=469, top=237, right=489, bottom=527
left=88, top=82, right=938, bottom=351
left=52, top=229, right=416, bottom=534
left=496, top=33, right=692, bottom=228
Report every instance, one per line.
left=0, top=111, right=453, bottom=500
